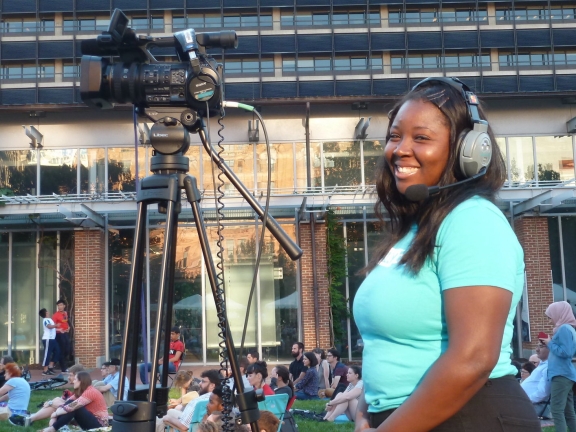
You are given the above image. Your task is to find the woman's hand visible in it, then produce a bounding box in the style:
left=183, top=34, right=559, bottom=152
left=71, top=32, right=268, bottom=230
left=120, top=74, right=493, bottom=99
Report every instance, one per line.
left=326, top=402, right=334, bottom=411
left=542, top=336, right=552, bottom=345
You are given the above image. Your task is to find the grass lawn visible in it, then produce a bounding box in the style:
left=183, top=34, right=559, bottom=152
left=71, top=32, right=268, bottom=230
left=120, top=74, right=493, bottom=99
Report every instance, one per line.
left=0, top=390, right=555, bottom=432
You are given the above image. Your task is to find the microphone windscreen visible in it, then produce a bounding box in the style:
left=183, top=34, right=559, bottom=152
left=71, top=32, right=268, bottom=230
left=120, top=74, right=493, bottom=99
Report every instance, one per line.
left=404, top=184, right=430, bottom=202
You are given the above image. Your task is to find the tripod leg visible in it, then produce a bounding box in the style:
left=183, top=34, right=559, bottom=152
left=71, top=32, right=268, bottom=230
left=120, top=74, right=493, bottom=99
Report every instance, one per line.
left=119, top=201, right=148, bottom=400
left=183, top=176, right=261, bottom=432
left=149, top=197, right=179, bottom=402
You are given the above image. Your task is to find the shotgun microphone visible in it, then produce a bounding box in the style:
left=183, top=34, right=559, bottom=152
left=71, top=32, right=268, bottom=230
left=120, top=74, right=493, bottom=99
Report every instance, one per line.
left=404, top=168, right=487, bottom=202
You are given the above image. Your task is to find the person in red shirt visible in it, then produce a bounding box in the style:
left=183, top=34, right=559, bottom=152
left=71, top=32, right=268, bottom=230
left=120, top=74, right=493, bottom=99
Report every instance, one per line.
left=246, top=361, right=275, bottom=396
left=139, top=326, right=184, bottom=384
left=52, top=300, right=70, bottom=373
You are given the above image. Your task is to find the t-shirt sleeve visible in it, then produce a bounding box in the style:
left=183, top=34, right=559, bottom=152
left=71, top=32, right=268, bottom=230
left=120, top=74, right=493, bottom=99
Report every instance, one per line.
left=175, top=341, right=184, bottom=352
left=436, top=199, right=522, bottom=292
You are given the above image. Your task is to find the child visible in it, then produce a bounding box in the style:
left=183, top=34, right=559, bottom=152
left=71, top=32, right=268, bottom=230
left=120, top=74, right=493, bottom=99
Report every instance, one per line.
left=39, top=309, right=60, bottom=376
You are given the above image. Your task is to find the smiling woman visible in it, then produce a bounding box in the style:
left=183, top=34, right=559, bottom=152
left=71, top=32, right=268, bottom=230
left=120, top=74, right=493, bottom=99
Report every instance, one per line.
left=353, top=78, right=541, bottom=432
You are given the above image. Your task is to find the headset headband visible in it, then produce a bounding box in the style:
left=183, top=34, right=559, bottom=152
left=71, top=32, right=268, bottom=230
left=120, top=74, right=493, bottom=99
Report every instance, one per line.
left=411, top=77, right=487, bottom=127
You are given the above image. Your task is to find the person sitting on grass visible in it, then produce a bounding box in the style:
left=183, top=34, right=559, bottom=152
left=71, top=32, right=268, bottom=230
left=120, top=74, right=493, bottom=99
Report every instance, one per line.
left=294, top=352, right=319, bottom=400
left=323, top=365, right=363, bottom=422
left=9, top=364, right=85, bottom=427
left=0, top=363, right=31, bottom=418
left=42, top=371, right=109, bottom=432
left=202, top=386, right=224, bottom=422
left=168, top=370, right=198, bottom=409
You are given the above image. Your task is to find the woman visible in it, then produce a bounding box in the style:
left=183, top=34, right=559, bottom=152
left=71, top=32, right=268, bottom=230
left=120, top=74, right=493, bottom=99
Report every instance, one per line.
left=324, top=365, right=363, bottom=422
left=42, top=371, right=108, bottom=432
left=353, top=77, right=540, bottom=432
left=0, top=362, right=30, bottom=417
left=312, top=348, right=330, bottom=392
left=520, top=362, right=536, bottom=383
left=294, top=352, right=318, bottom=400
left=543, top=301, right=576, bottom=432
left=246, top=361, right=274, bottom=396
left=168, top=370, right=198, bottom=409
left=273, top=365, right=294, bottom=400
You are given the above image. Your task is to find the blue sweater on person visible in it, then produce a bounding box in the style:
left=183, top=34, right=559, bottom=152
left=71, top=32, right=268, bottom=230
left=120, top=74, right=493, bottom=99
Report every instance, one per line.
left=547, top=324, right=576, bottom=383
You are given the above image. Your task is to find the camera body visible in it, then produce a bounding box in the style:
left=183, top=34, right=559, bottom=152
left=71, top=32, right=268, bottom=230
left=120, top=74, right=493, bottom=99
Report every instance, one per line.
left=80, top=9, right=237, bottom=116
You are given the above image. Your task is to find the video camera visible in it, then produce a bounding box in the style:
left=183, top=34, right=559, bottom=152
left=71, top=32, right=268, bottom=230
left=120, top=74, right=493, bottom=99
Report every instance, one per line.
left=80, top=8, right=237, bottom=116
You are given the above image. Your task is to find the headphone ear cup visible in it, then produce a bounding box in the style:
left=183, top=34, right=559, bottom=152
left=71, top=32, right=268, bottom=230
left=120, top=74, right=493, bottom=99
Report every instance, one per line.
left=459, top=126, right=492, bottom=178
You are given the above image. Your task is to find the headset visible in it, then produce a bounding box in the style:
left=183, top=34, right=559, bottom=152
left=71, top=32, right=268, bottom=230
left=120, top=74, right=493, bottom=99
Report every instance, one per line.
left=411, top=77, right=492, bottom=179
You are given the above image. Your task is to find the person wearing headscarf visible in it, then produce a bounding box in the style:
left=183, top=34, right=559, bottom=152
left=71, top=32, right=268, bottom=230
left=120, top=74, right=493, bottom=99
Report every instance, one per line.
left=543, top=301, right=576, bottom=432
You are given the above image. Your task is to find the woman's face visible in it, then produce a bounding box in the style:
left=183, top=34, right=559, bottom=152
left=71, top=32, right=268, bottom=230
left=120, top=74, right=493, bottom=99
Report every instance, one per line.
left=247, top=372, right=262, bottom=388
left=384, top=99, right=451, bottom=195
left=521, top=368, right=530, bottom=380
left=73, top=375, right=80, bottom=389
left=4, top=370, right=10, bottom=380
left=303, top=356, right=310, bottom=367
left=347, top=368, right=359, bottom=382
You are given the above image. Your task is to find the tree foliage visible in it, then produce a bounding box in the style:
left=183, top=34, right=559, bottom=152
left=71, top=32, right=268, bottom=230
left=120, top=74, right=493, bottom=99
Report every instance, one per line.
left=325, top=209, right=348, bottom=347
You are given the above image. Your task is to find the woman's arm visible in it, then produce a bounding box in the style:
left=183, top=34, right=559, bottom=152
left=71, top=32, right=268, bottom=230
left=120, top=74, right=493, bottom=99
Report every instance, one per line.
left=0, top=384, right=13, bottom=401
left=330, top=386, right=362, bottom=405
left=296, top=370, right=312, bottom=389
left=323, top=361, right=330, bottom=389
left=354, top=389, right=372, bottom=432
left=61, top=392, right=93, bottom=413
left=547, top=326, right=575, bottom=358
left=374, top=285, right=512, bottom=432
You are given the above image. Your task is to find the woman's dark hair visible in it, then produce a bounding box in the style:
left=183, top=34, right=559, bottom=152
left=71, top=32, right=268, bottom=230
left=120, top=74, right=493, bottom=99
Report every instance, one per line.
left=521, top=361, right=536, bottom=375
left=303, top=352, right=318, bottom=367
left=366, top=80, right=506, bottom=274
left=246, top=360, right=268, bottom=383
left=75, top=371, right=93, bottom=398
left=312, top=347, right=326, bottom=360
left=275, top=365, right=295, bottom=395
left=348, top=365, right=362, bottom=380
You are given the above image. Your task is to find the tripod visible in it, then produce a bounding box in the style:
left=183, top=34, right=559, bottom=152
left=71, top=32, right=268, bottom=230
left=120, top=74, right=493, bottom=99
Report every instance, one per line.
left=112, top=107, right=302, bottom=432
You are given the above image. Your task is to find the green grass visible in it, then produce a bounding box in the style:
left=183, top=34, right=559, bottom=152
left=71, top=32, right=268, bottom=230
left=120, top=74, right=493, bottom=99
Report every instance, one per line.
left=291, top=399, right=354, bottom=432
left=0, top=390, right=554, bottom=432
left=0, top=389, right=62, bottom=432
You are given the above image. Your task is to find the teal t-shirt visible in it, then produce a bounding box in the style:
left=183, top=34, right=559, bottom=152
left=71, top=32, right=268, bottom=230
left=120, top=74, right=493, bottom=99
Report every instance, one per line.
left=353, top=196, right=523, bottom=413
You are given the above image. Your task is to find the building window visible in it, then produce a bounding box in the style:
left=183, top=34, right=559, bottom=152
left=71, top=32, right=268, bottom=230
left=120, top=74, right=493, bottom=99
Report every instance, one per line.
left=0, top=64, right=54, bottom=80
left=63, top=17, right=109, bottom=32
left=224, top=58, right=274, bottom=74
left=1, top=18, right=55, bottom=34
left=389, top=7, right=487, bottom=24
left=391, top=53, right=489, bottom=70
left=63, top=63, right=79, bottom=79
left=129, top=15, right=164, bottom=31
left=496, top=5, right=576, bottom=22
left=178, top=13, right=272, bottom=30
left=281, top=8, right=379, bottom=27
left=499, top=52, right=552, bottom=68
left=283, top=55, right=382, bottom=73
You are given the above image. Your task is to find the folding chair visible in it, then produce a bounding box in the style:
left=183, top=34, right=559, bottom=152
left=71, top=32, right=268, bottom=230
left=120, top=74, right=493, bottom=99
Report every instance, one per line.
left=167, top=351, right=185, bottom=386
left=164, top=398, right=208, bottom=432
left=258, top=393, right=289, bottom=432
left=537, top=395, right=551, bottom=419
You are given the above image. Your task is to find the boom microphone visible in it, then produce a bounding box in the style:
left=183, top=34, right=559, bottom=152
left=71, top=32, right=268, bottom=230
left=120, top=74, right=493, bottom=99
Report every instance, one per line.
left=404, top=168, right=487, bottom=202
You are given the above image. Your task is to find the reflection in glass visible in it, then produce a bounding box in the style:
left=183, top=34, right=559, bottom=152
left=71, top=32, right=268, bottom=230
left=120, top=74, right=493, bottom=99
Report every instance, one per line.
left=108, top=148, right=137, bottom=192
left=346, top=222, right=366, bottom=360
left=363, top=141, right=383, bottom=185
left=109, top=228, right=135, bottom=360
left=203, top=144, right=254, bottom=193
left=80, top=148, right=105, bottom=194
left=40, top=149, right=77, bottom=195
left=507, top=137, right=534, bottom=184
left=495, top=138, right=507, bottom=181
left=206, top=225, right=258, bottom=362
left=324, top=141, right=362, bottom=188
left=256, top=144, right=295, bottom=192
left=12, top=232, right=36, bottom=364
left=262, top=226, right=299, bottom=362
left=0, top=150, right=37, bottom=195
left=171, top=228, right=203, bottom=362
left=295, top=142, right=321, bottom=189
left=38, top=233, right=57, bottom=324
left=535, top=136, right=574, bottom=183
left=0, top=234, right=8, bottom=353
